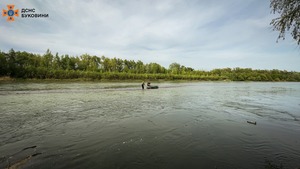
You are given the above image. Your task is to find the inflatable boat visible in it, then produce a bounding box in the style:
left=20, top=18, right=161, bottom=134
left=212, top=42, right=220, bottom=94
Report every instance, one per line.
left=147, top=86, right=159, bottom=89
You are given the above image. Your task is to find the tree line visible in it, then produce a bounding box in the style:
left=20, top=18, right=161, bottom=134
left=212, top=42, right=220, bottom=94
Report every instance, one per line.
left=0, top=49, right=300, bottom=81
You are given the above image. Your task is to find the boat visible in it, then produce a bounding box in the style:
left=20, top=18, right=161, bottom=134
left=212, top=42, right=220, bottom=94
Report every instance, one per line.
left=247, top=120, right=257, bottom=125
left=147, top=86, right=159, bottom=89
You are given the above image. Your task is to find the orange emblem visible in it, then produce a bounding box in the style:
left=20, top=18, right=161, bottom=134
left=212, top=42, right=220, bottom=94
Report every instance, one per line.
left=2, top=5, right=19, bottom=22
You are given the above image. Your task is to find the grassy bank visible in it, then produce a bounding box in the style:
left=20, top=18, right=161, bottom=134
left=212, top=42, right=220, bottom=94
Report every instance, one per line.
left=1, top=49, right=300, bottom=82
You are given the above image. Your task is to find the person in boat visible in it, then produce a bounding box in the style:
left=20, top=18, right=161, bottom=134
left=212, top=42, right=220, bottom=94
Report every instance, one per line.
left=147, top=82, right=151, bottom=87
left=141, top=81, right=145, bottom=89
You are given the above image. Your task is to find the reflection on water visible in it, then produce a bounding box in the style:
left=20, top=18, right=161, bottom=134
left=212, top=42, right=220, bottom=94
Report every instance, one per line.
left=0, top=82, right=299, bottom=169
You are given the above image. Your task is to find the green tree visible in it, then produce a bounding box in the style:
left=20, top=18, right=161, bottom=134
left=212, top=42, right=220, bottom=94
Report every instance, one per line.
left=53, top=53, right=61, bottom=69
left=101, top=56, right=111, bottom=72
left=115, top=58, right=124, bottom=72
left=270, top=0, right=300, bottom=45
left=169, top=62, right=181, bottom=74
left=0, top=51, right=8, bottom=76
left=1, top=49, right=300, bottom=81
left=136, top=60, right=145, bottom=73
left=43, top=49, right=53, bottom=68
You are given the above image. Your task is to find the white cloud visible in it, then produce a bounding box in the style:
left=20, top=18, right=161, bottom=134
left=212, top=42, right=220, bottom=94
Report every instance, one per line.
left=0, top=0, right=299, bottom=71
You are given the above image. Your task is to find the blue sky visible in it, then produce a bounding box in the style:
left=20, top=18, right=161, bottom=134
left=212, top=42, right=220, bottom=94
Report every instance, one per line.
left=1, top=0, right=299, bottom=71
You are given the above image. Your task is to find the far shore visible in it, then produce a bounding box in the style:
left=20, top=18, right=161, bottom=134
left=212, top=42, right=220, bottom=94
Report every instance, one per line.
left=1, top=76, right=299, bottom=83
left=0, top=76, right=191, bottom=83
left=0, top=76, right=14, bottom=81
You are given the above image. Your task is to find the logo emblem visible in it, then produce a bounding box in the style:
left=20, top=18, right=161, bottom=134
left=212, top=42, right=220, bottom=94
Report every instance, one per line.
left=2, top=5, right=19, bottom=21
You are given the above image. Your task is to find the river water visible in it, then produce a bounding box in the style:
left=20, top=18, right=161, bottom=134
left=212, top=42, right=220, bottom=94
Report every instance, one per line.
left=0, top=82, right=299, bottom=169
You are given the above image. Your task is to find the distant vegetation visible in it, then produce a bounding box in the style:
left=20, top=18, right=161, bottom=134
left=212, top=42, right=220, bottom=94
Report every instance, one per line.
left=1, top=49, right=300, bottom=81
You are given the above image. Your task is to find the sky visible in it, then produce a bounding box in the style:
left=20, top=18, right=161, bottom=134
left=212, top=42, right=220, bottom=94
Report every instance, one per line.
left=1, top=0, right=299, bottom=71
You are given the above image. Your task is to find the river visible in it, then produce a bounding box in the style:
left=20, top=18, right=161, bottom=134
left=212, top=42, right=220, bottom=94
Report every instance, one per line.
left=0, top=82, right=299, bottom=169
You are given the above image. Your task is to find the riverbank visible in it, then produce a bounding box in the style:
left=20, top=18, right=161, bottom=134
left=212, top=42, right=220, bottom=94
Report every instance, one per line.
left=0, top=77, right=197, bottom=85
left=1, top=75, right=299, bottom=83
left=0, top=76, right=14, bottom=81
left=1, top=50, right=300, bottom=82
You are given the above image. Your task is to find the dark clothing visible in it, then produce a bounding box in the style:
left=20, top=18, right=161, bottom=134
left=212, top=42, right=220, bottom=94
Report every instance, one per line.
left=142, top=82, right=145, bottom=89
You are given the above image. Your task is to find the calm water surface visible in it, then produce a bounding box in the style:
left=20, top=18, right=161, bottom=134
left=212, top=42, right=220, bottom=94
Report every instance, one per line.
left=0, top=82, right=299, bottom=169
